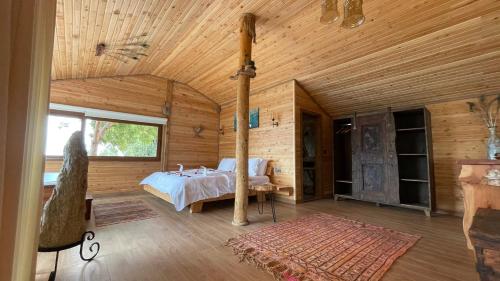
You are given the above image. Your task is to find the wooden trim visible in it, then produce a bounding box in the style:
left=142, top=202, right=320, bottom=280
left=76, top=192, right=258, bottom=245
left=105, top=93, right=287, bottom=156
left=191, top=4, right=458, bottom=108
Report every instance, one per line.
left=0, top=0, right=57, bottom=280
left=49, top=109, right=85, bottom=118
left=161, top=80, right=173, bottom=171
left=294, top=81, right=331, bottom=118
left=143, top=184, right=257, bottom=213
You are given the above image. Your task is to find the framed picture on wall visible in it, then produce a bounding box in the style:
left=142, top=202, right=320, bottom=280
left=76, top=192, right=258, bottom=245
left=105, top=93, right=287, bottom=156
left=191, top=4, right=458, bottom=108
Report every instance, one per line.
left=234, top=108, right=259, bottom=131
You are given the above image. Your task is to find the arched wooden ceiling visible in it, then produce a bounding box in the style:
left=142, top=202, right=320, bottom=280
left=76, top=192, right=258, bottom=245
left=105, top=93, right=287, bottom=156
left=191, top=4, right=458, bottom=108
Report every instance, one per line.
left=52, top=0, right=500, bottom=116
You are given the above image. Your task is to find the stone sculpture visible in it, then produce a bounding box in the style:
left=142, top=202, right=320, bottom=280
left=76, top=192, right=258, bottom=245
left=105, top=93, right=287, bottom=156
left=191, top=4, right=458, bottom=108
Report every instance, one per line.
left=39, top=131, right=89, bottom=248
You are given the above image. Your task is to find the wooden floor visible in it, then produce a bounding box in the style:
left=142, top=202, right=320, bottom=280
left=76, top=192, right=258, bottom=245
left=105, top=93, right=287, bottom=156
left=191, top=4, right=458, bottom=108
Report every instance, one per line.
left=35, top=192, right=479, bottom=281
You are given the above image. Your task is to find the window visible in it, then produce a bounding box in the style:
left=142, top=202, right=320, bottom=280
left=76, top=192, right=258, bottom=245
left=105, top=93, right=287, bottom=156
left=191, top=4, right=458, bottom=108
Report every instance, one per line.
left=45, top=111, right=162, bottom=161
left=45, top=112, right=84, bottom=157
left=84, top=118, right=161, bottom=159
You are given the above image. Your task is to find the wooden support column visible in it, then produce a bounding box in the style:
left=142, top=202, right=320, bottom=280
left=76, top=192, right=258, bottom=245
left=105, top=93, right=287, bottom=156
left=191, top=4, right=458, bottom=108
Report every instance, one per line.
left=161, top=80, right=174, bottom=171
left=233, top=13, right=256, bottom=226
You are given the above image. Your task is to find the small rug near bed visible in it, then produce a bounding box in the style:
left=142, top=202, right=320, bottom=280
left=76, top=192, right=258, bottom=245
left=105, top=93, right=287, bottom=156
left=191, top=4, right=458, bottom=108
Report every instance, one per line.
left=225, top=213, right=420, bottom=281
left=93, top=200, right=159, bottom=227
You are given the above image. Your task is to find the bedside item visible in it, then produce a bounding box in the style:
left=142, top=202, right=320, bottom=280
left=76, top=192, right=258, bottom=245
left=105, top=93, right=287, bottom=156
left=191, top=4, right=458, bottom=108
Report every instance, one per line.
left=250, top=183, right=278, bottom=222
left=249, top=183, right=293, bottom=223
left=469, top=208, right=500, bottom=280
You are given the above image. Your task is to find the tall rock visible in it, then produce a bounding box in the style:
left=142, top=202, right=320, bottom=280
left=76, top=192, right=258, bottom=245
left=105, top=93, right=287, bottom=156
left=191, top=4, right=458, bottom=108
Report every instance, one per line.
left=39, top=131, right=89, bottom=248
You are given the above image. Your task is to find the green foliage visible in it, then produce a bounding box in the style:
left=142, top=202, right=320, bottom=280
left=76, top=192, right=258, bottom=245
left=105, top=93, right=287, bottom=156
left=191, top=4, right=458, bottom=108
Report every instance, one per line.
left=89, top=120, right=158, bottom=157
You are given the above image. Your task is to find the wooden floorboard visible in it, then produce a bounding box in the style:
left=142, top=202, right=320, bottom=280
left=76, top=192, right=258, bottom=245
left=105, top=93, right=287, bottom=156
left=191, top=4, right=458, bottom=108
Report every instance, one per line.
left=35, top=192, right=479, bottom=281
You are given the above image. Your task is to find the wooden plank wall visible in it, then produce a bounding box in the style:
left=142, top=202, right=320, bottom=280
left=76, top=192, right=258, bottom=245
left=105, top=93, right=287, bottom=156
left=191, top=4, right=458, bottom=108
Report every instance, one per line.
left=294, top=81, right=333, bottom=202
left=427, top=98, right=489, bottom=214
left=166, top=82, right=219, bottom=170
left=219, top=81, right=333, bottom=203
left=219, top=81, right=296, bottom=202
left=47, top=75, right=219, bottom=195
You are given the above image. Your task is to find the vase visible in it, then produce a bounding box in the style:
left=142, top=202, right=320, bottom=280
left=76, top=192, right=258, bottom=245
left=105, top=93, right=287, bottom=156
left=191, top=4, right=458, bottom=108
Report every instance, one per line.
left=487, top=126, right=498, bottom=160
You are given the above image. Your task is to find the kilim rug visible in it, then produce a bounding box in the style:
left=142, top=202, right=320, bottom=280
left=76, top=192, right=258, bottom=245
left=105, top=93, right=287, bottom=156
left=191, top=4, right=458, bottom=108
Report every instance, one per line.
left=93, top=200, right=159, bottom=227
left=225, top=213, right=420, bottom=281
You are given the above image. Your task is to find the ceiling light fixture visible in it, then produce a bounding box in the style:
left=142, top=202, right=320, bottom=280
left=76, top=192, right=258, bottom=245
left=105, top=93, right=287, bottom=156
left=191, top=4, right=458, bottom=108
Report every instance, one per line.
left=321, top=0, right=365, bottom=28
left=95, top=34, right=150, bottom=63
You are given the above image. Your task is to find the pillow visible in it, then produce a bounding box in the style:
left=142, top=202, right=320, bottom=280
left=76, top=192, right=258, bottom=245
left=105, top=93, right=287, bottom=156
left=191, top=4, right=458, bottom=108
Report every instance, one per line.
left=248, top=158, right=262, bottom=176
left=257, top=159, right=268, bottom=176
left=218, top=158, right=236, bottom=172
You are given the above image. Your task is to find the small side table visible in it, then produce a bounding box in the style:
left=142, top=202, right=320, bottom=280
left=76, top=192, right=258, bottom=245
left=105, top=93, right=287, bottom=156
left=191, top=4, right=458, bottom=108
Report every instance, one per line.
left=249, top=184, right=277, bottom=222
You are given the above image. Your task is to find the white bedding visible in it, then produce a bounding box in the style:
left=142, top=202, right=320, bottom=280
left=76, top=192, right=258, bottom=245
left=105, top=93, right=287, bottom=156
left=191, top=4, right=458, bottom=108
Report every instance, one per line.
left=140, top=169, right=269, bottom=211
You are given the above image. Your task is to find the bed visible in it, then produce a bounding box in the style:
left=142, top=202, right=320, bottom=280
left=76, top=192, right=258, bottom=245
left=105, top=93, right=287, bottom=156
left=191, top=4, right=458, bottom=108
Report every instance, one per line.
left=141, top=158, right=270, bottom=213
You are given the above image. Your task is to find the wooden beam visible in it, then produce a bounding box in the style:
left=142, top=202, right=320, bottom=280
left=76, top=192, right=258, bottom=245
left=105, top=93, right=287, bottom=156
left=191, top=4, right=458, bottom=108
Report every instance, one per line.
left=232, top=13, right=256, bottom=226
left=161, top=79, right=174, bottom=171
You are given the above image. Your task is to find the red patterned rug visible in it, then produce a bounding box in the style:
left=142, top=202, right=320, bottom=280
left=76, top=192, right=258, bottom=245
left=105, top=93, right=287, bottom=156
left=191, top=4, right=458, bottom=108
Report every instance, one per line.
left=225, top=213, right=420, bottom=281
left=93, top=200, right=159, bottom=227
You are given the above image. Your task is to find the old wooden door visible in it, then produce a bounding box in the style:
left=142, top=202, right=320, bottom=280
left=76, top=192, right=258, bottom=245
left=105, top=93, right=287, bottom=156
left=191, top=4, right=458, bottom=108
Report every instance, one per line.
left=352, top=111, right=399, bottom=204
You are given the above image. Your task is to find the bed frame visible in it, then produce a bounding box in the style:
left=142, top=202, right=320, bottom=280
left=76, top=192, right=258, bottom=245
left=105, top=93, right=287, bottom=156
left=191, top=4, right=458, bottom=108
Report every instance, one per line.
left=143, top=184, right=257, bottom=213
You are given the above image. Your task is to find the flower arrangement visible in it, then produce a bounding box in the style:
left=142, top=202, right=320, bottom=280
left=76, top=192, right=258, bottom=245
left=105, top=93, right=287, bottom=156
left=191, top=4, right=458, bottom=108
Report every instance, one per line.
left=467, top=95, right=500, bottom=159
left=467, top=95, right=500, bottom=128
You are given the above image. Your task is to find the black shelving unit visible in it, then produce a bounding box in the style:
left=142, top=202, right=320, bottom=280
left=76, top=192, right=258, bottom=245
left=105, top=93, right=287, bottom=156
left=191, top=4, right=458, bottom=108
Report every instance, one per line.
left=332, top=109, right=434, bottom=216
left=394, top=108, right=434, bottom=214
left=333, top=118, right=353, bottom=198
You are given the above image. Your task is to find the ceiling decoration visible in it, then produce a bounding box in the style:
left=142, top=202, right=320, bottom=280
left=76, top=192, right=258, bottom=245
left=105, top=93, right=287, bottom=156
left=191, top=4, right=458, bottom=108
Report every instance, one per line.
left=94, top=35, right=150, bottom=63
left=321, top=0, right=365, bottom=28
left=51, top=0, right=500, bottom=117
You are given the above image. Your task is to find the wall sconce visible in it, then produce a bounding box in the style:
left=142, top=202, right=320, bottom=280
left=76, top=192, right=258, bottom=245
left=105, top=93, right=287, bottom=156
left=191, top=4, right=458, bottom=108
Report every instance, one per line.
left=218, top=125, right=225, bottom=135
left=271, top=112, right=279, bottom=127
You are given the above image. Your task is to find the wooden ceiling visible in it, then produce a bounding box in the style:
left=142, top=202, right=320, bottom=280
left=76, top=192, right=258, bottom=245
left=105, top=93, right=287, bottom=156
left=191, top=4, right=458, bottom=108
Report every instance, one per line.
left=52, top=0, right=500, bottom=116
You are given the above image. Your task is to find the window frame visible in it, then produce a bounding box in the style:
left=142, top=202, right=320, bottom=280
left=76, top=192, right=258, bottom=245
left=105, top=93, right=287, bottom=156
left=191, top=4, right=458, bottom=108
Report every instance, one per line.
left=84, top=116, right=163, bottom=161
left=45, top=111, right=163, bottom=162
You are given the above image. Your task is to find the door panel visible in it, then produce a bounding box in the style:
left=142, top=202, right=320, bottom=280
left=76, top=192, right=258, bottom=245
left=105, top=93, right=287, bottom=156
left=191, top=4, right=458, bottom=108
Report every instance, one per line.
left=352, top=111, right=399, bottom=203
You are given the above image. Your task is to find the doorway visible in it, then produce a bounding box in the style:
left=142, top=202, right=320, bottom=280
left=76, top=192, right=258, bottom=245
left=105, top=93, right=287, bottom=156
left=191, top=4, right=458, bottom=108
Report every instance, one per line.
left=301, top=112, right=321, bottom=201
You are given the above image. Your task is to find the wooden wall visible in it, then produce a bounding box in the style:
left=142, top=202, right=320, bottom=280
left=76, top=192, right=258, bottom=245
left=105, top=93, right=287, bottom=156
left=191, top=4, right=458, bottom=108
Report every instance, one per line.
left=166, top=83, right=219, bottom=170
left=294, top=82, right=333, bottom=202
left=47, top=75, right=219, bottom=195
left=427, top=98, right=489, bottom=214
left=219, top=81, right=296, bottom=201
left=219, top=81, right=333, bottom=203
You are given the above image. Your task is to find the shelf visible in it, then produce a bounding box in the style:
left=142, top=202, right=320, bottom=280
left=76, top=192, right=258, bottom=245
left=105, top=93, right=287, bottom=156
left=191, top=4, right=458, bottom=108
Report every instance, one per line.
left=396, top=127, right=426, bottom=132
left=400, top=178, right=428, bottom=183
left=335, top=180, right=352, bottom=184
left=334, top=194, right=354, bottom=199
left=398, top=153, right=427, bottom=157
left=399, top=203, right=430, bottom=210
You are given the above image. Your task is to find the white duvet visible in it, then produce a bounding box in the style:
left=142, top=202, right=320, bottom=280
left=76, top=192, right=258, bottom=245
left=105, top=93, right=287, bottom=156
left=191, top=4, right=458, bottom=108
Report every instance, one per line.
left=140, top=169, right=269, bottom=211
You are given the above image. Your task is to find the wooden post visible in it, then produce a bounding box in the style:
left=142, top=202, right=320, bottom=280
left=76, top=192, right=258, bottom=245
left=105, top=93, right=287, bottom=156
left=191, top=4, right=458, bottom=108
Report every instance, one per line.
left=233, top=13, right=256, bottom=226
left=161, top=80, right=174, bottom=171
